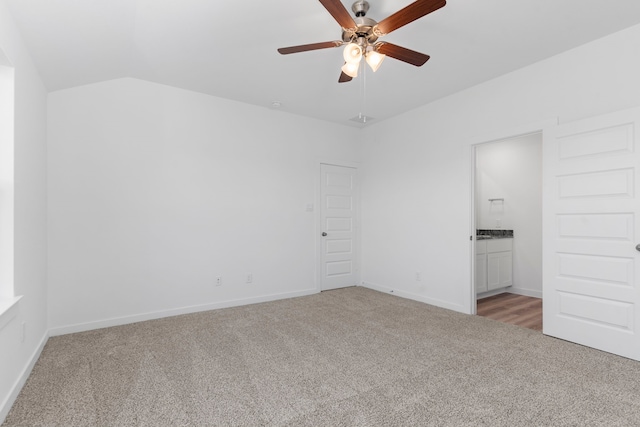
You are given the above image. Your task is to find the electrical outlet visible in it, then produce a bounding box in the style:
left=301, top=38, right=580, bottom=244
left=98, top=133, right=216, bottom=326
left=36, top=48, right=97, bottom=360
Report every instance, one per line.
left=246, top=273, right=253, bottom=284
left=216, top=277, right=222, bottom=286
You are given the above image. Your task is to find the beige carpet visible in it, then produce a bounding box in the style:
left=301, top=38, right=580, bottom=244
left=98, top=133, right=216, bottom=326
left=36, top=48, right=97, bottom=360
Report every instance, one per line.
left=4, top=287, right=640, bottom=426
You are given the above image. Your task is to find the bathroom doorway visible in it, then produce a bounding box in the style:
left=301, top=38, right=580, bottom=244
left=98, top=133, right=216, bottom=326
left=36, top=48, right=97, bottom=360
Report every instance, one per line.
left=472, top=132, right=543, bottom=331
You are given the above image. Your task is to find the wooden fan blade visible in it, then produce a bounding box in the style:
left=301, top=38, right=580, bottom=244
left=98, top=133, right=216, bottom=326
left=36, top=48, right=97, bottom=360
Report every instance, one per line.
left=376, top=0, right=446, bottom=36
left=278, top=41, right=342, bottom=55
left=338, top=71, right=353, bottom=83
left=376, top=42, right=430, bottom=66
left=319, top=0, right=357, bottom=30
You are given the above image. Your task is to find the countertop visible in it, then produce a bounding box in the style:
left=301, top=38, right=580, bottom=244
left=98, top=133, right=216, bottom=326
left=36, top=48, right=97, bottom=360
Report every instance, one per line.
left=476, top=229, right=514, bottom=240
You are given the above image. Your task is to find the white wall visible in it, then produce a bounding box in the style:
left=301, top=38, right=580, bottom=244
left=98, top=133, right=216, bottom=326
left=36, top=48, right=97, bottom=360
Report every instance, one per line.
left=47, top=78, right=361, bottom=333
left=0, top=2, right=48, bottom=422
left=360, top=23, right=640, bottom=313
left=476, top=134, right=542, bottom=297
left=0, top=56, right=14, bottom=300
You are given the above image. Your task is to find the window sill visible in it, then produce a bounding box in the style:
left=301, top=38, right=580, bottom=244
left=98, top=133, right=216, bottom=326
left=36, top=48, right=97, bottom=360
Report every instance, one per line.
left=0, top=295, right=22, bottom=332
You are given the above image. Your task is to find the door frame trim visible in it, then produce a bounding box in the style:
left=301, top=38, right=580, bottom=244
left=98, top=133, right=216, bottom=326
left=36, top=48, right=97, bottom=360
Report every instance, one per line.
left=315, top=159, right=361, bottom=292
left=466, top=119, right=557, bottom=314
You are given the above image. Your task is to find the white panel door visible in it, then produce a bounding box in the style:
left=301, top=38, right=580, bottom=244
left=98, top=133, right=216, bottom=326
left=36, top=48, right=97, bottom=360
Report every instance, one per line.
left=320, top=164, right=358, bottom=291
left=543, top=107, right=640, bottom=360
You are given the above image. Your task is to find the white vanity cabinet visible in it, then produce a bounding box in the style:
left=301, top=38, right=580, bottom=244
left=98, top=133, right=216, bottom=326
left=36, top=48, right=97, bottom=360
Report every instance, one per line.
left=476, top=238, right=512, bottom=294
left=475, top=241, right=488, bottom=293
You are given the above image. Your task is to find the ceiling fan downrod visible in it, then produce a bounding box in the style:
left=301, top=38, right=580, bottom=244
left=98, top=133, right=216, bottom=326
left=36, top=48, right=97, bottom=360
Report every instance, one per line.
left=352, top=0, right=370, bottom=17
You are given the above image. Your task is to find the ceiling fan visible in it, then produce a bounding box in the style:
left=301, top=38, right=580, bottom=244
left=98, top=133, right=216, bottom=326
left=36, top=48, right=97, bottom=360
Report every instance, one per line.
left=278, top=0, right=446, bottom=83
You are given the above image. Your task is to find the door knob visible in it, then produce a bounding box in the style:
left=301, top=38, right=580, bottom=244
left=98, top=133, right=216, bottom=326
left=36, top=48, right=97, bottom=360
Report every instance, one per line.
left=322, top=232, right=327, bottom=236
left=636, top=244, right=640, bottom=252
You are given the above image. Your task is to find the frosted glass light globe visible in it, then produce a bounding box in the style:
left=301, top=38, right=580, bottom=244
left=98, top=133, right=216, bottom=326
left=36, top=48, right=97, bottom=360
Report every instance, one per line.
left=343, top=43, right=363, bottom=64
left=365, top=50, right=386, bottom=72
left=341, top=61, right=359, bottom=78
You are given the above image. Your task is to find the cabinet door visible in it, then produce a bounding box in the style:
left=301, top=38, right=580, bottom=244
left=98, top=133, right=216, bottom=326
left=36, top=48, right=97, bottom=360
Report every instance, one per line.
left=476, top=253, right=488, bottom=293
left=487, top=253, right=501, bottom=291
left=487, top=251, right=512, bottom=291
left=498, top=251, right=513, bottom=288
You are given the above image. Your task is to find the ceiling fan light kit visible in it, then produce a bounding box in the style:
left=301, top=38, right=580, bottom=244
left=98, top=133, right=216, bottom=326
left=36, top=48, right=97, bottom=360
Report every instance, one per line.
left=278, top=0, right=446, bottom=83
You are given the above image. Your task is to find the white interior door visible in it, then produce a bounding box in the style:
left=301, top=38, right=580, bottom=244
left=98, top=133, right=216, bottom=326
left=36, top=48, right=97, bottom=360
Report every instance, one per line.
left=320, top=164, right=358, bottom=291
left=543, top=107, right=640, bottom=360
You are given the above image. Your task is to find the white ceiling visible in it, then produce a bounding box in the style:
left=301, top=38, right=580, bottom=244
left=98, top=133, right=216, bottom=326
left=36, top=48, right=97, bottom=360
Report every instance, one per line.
left=5, top=0, right=640, bottom=127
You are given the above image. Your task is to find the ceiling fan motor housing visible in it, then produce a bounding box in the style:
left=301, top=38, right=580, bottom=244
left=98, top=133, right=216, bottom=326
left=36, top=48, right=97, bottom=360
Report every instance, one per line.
left=342, top=1, right=378, bottom=44
left=342, top=17, right=378, bottom=43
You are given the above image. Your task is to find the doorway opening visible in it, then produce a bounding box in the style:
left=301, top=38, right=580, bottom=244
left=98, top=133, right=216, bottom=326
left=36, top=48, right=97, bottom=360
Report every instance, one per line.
left=472, top=132, right=543, bottom=331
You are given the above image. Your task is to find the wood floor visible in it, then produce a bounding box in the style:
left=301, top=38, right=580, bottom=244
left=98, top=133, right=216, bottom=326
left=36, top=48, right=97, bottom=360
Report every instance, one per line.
left=477, top=293, right=542, bottom=331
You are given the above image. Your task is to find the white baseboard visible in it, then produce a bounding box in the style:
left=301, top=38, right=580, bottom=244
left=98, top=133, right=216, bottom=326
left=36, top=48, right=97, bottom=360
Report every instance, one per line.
left=0, top=331, right=48, bottom=424
left=476, top=288, right=509, bottom=299
left=508, top=287, right=542, bottom=298
left=360, top=282, right=467, bottom=314
left=477, top=287, right=542, bottom=300
left=48, top=289, right=319, bottom=336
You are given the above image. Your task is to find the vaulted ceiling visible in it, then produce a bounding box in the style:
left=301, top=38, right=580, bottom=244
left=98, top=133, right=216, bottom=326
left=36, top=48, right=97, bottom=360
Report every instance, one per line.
left=5, top=0, right=640, bottom=127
